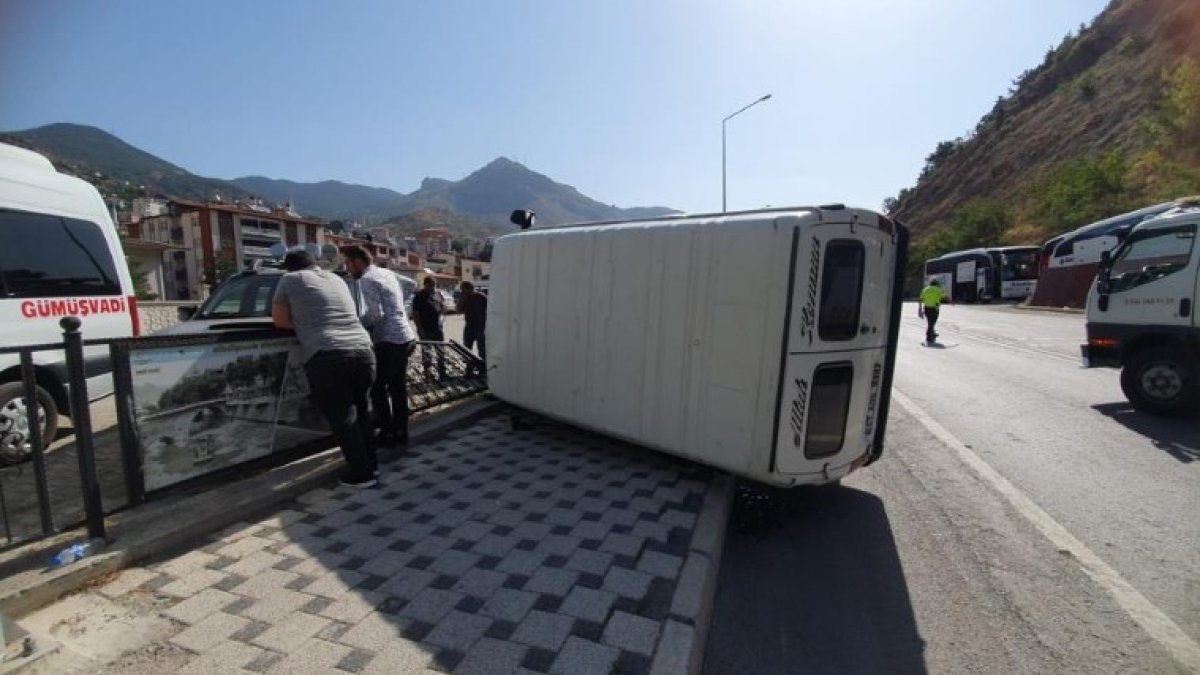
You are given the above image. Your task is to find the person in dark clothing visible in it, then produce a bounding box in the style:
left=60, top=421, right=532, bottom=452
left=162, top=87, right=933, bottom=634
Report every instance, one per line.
left=457, top=281, right=487, bottom=365
left=411, top=277, right=447, bottom=378
left=411, top=277, right=445, bottom=341
left=343, top=246, right=417, bottom=446
left=272, top=250, right=378, bottom=487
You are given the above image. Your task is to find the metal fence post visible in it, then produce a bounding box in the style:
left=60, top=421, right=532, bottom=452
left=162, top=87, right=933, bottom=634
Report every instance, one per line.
left=60, top=317, right=105, bottom=541
left=19, top=352, right=53, bottom=534
left=110, top=343, right=145, bottom=507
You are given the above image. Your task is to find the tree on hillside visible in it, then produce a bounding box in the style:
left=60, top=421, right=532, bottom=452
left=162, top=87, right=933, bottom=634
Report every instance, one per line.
left=920, top=139, right=963, bottom=181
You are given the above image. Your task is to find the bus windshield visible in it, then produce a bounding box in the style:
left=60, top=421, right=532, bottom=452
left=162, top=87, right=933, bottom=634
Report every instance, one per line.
left=1001, top=250, right=1039, bottom=281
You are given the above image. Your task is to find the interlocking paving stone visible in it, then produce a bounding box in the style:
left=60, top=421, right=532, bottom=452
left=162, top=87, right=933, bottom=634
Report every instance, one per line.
left=479, top=588, right=539, bottom=623
left=250, top=611, right=330, bottom=652
left=454, top=637, right=529, bottom=675
left=159, top=568, right=230, bottom=599
left=549, top=636, right=622, bottom=675
left=399, top=587, right=465, bottom=624
left=177, top=639, right=264, bottom=675
left=127, top=414, right=721, bottom=675
left=559, top=587, right=619, bottom=624
left=510, top=610, right=575, bottom=652
left=97, top=568, right=162, bottom=598
left=163, top=588, right=240, bottom=626
left=423, top=609, right=493, bottom=652
left=602, top=611, right=662, bottom=656
left=266, top=636, right=352, bottom=674
left=170, top=611, right=250, bottom=653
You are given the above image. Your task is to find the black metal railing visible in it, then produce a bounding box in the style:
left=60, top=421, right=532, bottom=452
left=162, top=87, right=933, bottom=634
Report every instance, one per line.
left=0, top=324, right=486, bottom=553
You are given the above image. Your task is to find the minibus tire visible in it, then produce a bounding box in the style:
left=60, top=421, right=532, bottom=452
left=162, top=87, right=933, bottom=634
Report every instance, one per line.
left=0, top=382, right=59, bottom=465
left=1119, top=347, right=1195, bottom=417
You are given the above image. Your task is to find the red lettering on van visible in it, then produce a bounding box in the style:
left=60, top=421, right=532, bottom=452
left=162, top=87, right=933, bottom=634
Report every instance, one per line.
left=18, top=297, right=127, bottom=319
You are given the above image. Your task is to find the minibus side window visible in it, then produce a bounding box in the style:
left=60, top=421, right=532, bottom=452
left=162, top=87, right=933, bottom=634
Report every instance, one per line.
left=818, top=240, right=865, bottom=341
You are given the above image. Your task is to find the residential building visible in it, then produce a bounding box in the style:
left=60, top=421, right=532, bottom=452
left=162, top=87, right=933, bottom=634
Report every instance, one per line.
left=126, top=199, right=326, bottom=300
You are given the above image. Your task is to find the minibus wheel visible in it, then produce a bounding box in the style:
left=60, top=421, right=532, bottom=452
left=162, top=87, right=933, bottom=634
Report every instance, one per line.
left=0, top=382, right=59, bottom=465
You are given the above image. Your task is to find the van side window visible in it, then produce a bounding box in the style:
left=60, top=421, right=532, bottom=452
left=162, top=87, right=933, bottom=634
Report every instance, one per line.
left=0, top=209, right=122, bottom=298
left=818, top=240, right=865, bottom=341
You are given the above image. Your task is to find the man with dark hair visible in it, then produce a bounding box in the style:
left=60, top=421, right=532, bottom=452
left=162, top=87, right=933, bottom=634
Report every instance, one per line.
left=272, top=249, right=379, bottom=487
left=411, top=276, right=445, bottom=341
left=343, top=245, right=416, bottom=445
left=457, top=280, right=487, bottom=367
left=411, top=276, right=447, bottom=379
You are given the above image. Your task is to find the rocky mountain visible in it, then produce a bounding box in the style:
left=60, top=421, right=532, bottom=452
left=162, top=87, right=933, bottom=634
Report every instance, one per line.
left=0, top=123, right=677, bottom=228
left=889, top=0, right=1200, bottom=279
left=237, top=157, right=677, bottom=226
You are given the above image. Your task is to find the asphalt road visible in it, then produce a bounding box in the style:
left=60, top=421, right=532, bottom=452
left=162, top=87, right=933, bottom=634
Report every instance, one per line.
left=705, top=303, right=1199, bottom=674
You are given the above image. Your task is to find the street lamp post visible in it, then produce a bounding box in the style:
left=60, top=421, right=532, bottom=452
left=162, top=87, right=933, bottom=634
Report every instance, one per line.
left=722, top=93, right=772, bottom=213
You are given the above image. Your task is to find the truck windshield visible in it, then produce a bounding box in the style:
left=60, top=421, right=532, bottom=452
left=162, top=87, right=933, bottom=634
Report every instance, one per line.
left=1001, top=251, right=1039, bottom=281
left=1107, top=225, right=1196, bottom=293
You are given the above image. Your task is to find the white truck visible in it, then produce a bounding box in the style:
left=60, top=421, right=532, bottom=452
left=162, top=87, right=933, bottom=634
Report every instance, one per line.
left=487, top=206, right=908, bottom=487
left=1082, top=204, right=1200, bottom=415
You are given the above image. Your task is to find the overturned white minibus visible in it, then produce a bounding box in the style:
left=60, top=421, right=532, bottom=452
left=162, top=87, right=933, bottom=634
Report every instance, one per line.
left=487, top=206, right=908, bottom=487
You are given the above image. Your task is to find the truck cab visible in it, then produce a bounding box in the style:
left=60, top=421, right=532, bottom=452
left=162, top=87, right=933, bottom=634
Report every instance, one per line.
left=1082, top=205, right=1200, bottom=415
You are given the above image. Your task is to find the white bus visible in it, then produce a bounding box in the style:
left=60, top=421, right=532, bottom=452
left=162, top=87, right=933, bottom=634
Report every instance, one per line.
left=487, top=206, right=907, bottom=487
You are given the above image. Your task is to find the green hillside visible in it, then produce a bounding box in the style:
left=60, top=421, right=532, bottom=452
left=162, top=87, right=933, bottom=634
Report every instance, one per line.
left=890, top=0, right=1200, bottom=281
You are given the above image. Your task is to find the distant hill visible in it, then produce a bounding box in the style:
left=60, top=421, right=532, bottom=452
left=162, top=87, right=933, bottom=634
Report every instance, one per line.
left=889, top=0, right=1200, bottom=280
left=237, top=157, right=677, bottom=227
left=232, top=175, right=409, bottom=219
left=0, top=123, right=249, bottom=203
left=0, top=123, right=678, bottom=231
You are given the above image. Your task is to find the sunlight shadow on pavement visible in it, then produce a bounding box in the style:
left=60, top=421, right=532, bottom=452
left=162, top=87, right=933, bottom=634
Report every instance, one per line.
left=1091, top=402, right=1200, bottom=463
left=704, top=484, right=926, bottom=675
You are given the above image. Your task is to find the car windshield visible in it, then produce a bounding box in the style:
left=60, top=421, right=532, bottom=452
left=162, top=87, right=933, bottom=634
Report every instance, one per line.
left=195, top=275, right=280, bottom=319
left=1107, top=225, right=1196, bottom=293
left=1001, top=250, right=1039, bottom=281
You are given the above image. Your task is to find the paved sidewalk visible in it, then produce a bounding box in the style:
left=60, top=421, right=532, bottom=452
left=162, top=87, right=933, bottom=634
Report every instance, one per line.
left=70, top=413, right=729, bottom=675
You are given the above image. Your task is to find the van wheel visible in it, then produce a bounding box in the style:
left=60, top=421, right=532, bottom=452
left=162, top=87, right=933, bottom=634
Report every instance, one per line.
left=0, top=382, right=59, bottom=465
left=1120, top=347, right=1196, bottom=417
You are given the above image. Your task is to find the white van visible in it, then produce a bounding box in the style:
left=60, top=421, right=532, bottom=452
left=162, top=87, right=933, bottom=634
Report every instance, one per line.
left=488, top=206, right=907, bottom=487
left=0, top=142, right=139, bottom=464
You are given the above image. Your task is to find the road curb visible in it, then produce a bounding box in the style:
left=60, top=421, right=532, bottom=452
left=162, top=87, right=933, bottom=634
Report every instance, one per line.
left=652, top=473, right=734, bottom=675
left=1011, top=304, right=1085, bottom=314
left=0, top=397, right=502, bottom=619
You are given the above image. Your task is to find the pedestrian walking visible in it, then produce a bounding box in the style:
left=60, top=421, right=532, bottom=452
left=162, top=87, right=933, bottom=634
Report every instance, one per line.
left=457, top=281, right=487, bottom=367
left=272, top=250, right=379, bottom=488
left=343, top=246, right=417, bottom=446
left=918, top=277, right=949, bottom=344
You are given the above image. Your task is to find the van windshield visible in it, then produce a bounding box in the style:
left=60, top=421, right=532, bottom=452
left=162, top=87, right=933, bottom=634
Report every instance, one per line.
left=0, top=209, right=122, bottom=298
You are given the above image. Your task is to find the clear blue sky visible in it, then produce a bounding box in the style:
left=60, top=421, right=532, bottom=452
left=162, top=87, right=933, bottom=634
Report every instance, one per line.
left=0, top=0, right=1110, bottom=214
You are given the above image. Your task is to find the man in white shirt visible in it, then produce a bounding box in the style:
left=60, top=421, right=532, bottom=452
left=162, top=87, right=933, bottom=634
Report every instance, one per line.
left=343, top=246, right=417, bottom=445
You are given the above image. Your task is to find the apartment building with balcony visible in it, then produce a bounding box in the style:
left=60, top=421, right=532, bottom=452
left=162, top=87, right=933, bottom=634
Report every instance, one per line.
left=125, top=199, right=326, bottom=300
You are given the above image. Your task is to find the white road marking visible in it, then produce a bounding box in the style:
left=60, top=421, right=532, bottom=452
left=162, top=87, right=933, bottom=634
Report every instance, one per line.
left=893, top=390, right=1200, bottom=672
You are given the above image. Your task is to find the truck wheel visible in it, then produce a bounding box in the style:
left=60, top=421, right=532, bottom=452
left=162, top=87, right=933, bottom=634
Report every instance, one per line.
left=0, top=382, right=59, bottom=465
left=1120, top=347, right=1196, bottom=417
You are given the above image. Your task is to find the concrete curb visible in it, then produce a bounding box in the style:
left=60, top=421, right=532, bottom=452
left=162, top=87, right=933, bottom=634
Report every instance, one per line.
left=0, top=397, right=502, bottom=619
left=1011, top=303, right=1085, bottom=314
left=651, top=473, right=734, bottom=675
